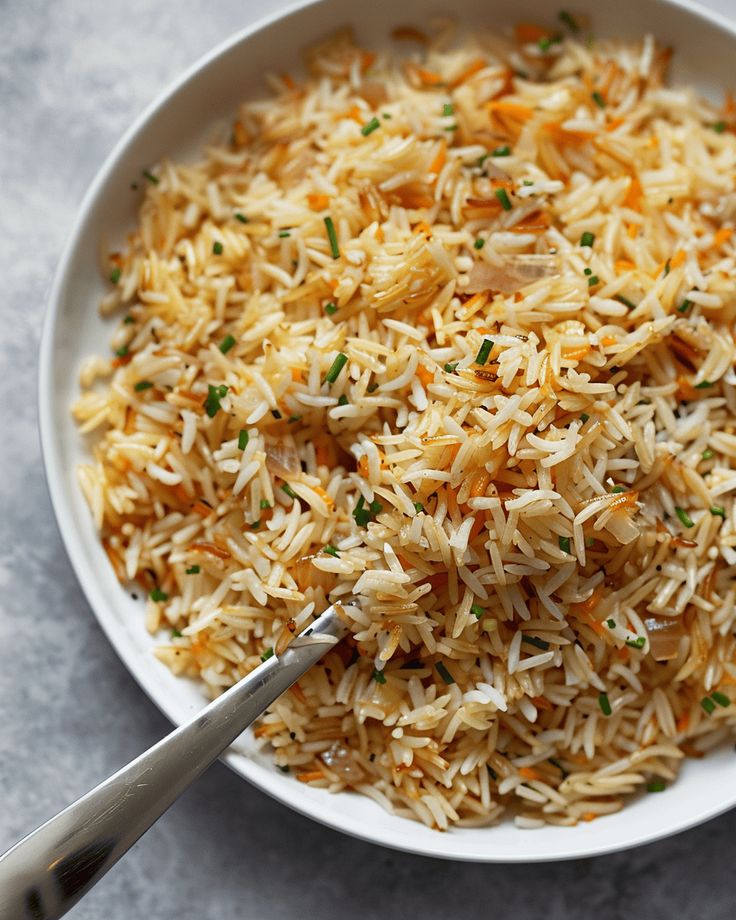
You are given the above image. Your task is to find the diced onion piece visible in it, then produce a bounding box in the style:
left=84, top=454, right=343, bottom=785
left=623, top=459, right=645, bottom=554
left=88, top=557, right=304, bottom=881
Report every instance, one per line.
left=644, top=616, right=685, bottom=662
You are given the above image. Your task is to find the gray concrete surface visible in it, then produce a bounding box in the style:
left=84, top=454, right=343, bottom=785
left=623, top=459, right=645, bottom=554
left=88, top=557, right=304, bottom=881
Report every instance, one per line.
left=1, top=1, right=735, bottom=917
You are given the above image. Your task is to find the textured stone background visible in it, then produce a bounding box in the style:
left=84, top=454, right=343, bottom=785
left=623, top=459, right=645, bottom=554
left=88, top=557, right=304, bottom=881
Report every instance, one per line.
left=1, top=1, right=736, bottom=917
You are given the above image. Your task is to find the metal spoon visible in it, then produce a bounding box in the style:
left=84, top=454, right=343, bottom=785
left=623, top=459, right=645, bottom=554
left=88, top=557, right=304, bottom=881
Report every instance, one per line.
left=0, top=604, right=349, bottom=919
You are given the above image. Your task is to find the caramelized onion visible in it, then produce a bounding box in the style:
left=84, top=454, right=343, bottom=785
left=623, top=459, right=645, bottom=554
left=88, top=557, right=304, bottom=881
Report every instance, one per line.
left=321, top=740, right=366, bottom=783
left=465, top=255, right=558, bottom=294
left=644, top=616, right=685, bottom=662
left=265, top=437, right=300, bottom=478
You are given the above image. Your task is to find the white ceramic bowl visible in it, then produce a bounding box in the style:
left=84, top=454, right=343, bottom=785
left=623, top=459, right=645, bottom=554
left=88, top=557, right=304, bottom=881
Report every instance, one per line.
left=39, top=0, right=736, bottom=861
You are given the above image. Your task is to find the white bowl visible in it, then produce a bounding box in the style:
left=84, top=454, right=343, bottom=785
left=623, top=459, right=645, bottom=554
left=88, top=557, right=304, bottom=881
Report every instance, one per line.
left=39, top=0, right=736, bottom=861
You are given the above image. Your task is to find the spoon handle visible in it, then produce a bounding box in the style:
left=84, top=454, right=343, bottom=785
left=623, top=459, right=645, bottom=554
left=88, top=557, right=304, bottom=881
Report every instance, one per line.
left=0, top=605, right=348, bottom=920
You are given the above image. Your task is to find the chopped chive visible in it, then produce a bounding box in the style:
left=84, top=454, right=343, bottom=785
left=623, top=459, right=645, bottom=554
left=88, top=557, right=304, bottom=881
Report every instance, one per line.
left=701, top=695, right=716, bottom=714
left=475, top=338, right=493, bottom=365
left=115, top=345, right=129, bottom=358
left=443, top=124, right=458, bottom=132
left=171, top=628, right=183, bottom=638
left=615, top=294, right=637, bottom=309
left=373, top=668, right=387, bottom=684
left=626, top=636, right=646, bottom=649
left=260, top=499, right=271, bottom=509
left=272, top=408, right=283, bottom=418
left=444, top=362, right=458, bottom=374
left=675, top=506, right=694, bottom=528
left=584, top=267, right=593, bottom=276
left=606, top=619, right=616, bottom=629
left=150, top=588, right=168, bottom=602
left=580, top=231, right=595, bottom=248
left=204, top=384, right=228, bottom=418
left=559, top=10, right=579, bottom=33
left=234, top=212, right=249, bottom=223
left=324, top=216, right=340, bottom=259
left=323, top=544, right=339, bottom=557
left=134, top=380, right=153, bottom=392
left=261, top=647, right=274, bottom=662
left=337, top=395, right=349, bottom=407
left=470, top=603, right=485, bottom=619
left=610, top=485, right=626, bottom=494
left=694, top=380, right=713, bottom=389
left=238, top=429, right=249, bottom=450
left=591, top=91, right=606, bottom=109
left=495, top=187, right=512, bottom=211
left=324, top=352, right=348, bottom=384
left=212, top=241, right=223, bottom=255
left=352, top=495, right=371, bottom=526
left=538, top=36, right=553, bottom=52
left=702, top=448, right=714, bottom=460
left=558, top=536, right=571, bottom=554
left=436, top=661, right=455, bottom=684
left=711, top=691, right=730, bottom=708
left=281, top=483, right=297, bottom=500
left=250, top=519, right=261, bottom=530
left=677, top=299, right=692, bottom=313
left=414, top=501, right=425, bottom=513
left=474, top=238, right=485, bottom=249
left=598, top=692, right=612, bottom=716
left=324, top=302, right=338, bottom=315
left=442, top=102, right=454, bottom=116
left=288, top=413, right=303, bottom=422
left=367, top=382, right=379, bottom=393
left=277, top=764, right=290, bottom=773
left=587, top=275, right=600, bottom=287
left=278, top=230, right=291, bottom=238
left=647, top=781, right=666, bottom=793
left=522, top=179, right=534, bottom=186
left=143, top=169, right=159, bottom=185
left=219, top=334, right=236, bottom=354
left=492, top=145, right=511, bottom=157
left=361, top=116, right=381, bottom=136
left=370, top=499, right=383, bottom=514
left=123, top=315, right=135, bottom=324
left=382, top=112, right=392, bottom=119
left=110, top=266, right=121, bottom=284
left=712, top=121, right=727, bottom=133
left=710, top=505, right=726, bottom=519
left=523, top=635, right=550, bottom=651
left=185, top=565, right=200, bottom=575
left=663, top=259, right=671, bottom=277
left=580, top=413, right=590, bottom=423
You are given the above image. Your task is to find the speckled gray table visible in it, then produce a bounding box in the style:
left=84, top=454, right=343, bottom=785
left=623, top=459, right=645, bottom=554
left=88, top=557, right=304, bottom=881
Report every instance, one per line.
left=2, top=1, right=736, bottom=917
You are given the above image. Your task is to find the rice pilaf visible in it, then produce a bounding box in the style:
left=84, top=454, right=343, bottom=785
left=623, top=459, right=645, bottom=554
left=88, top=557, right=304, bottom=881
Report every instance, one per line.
left=74, top=20, right=736, bottom=830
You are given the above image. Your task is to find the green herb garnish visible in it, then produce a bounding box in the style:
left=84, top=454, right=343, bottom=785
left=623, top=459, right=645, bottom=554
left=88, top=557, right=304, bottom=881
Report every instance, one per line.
left=712, top=121, right=727, bottom=133
left=558, top=10, right=579, bottom=32
left=711, top=691, right=731, bottom=707
left=324, top=352, right=348, bottom=384
left=204, top=384, right=228, bottom=418
left=558, top=536, right=571, bottom=554
left=495, top=188, right=512, bottom=211
left=580, top=413, right=590, bottom=423
left=694, top=380, right=713, bottom=389
left=710, top=505, right=726, bottom=519
left=701, top=695, right=716, bottom=714
left=444, top=362, right=458, bottom=374
left=474, top=238, right=485, bottom=249
left=523, top=635, right=550, bottom=651
left=212, top=241, right=223, bottom=255
left=110, top=267, right=121, bottom=284
left=647, top=781, right=666, bottom=793
left=606, top=619, right=616, bottom=629
left=281, top=483, right=297, bottom=500
left=615, top=294, right=637, bottom=310
left=442, top=103, right=454, bottom=116
left=492, top=145, right=511, bottom=156
left=185, top=565, right=200, bottom=575
left=150, top=588, right=168, bottom=602
left=587, top=275, right=599, bottom=287
left=475, top=339, right=493, bottom=365
left=143, top=169, right=159, bottom=185
left=134, top=380, right=153, bottom=392
left=361, top=116, right=381, bottom=136
left=373, top=668, right=387, bottom=684
left=323, top=544, right=339, bottom=557
left=115, top=345, right=129, bottom=358
left=626, top=636, right=646, bottom=649
left=260, top=499, right=271, bottom=509
left=675, top=506, right=694, bottom=528
left=324, top=216, right=340, bottom=259
left=436, top=661, right=455, bottom=684
left=324, top=302, right=338, bottom=315
left=677, top=299, right=692, bottom=313
left=219, top=334, right=236, bottom=354
left=261, top=647, right=274, bottom=662
left=234, top=212, right=248, bottom=223
left=580, top=231, right=595, bottom=248
left=278, top=230, right=290, bottom=238
left=591, top=91, right=606, bottom=109
left=238, top=429, right=249, bottom=450
left=702, top=448, right=714, bottom=460
left=598, top=692, right=612, bottom=716
left=414, top=501, right=425, bottom=513
left=470, top=603, right=484, bottom=619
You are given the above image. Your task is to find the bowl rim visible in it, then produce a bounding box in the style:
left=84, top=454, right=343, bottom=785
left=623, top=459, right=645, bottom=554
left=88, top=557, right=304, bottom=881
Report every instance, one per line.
left=38, top=0, right=736, bottom=862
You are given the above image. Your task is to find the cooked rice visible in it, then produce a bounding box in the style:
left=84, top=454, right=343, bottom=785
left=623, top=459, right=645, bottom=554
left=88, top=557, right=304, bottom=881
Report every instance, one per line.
left=74, top=20, right=736, bottom=830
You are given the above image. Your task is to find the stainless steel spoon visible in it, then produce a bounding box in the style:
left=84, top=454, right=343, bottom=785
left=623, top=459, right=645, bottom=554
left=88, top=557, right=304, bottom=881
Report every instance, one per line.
left=0, top=604, right=349, bottom=919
